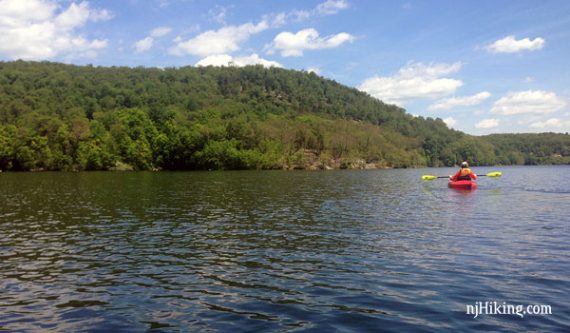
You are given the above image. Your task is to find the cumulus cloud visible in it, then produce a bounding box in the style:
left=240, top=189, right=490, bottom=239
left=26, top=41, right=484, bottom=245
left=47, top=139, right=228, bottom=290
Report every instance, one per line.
left=266, top=28, right=354, bottom=57
left=134, top=26, right=172, bottom=53
left=491, top=90, right=566, bottom=115
left=475, top=118, right=499, bottom=129
left=55, top=2, right=112, bottom=27
left=529, top=118, right=570, bottom=129
left=428, top=91, right=491, bottom=111
left=196, top=53, right=282, bottom=68
left=486, top=35, right=545, bottom=54
left=358, top=62, right=463, bottom=106
left=0, top=0, right=111, bottom=60
left=443, top=117, right=456, bottom=127
left=134, top=37, right=154, bottom=53
left=169, top=21, right=268, bottom=57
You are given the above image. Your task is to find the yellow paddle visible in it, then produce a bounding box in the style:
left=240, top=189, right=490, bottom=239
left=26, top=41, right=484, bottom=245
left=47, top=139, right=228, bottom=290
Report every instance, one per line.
left=421, top=171, right=502, bottom=180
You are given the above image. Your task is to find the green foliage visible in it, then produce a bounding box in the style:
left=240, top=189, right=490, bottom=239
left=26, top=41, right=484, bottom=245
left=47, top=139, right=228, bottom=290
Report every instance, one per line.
left=195, top=139, right=267, bottom=170
left=481, top=133, right=570, bottom=165
left=0, top=60, right=567, bottom=171
left=441, top=136, right=497, bottom=166
left=77, top=141, right=106, bottom=170
left=12, top=131, right=52, bottom=170
left=0, top=125, right=16, bottom=170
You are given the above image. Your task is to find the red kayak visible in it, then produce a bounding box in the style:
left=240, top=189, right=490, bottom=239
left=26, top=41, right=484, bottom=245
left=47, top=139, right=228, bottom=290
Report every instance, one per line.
left=448, top=179, right=477, bottom=190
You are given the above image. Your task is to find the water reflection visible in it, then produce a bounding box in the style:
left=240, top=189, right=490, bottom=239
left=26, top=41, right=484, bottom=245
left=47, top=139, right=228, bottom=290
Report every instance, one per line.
left=0, top=167, right=568, bottom=332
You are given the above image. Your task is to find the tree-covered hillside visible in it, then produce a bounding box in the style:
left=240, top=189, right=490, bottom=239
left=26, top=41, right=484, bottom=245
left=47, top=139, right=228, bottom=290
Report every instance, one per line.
left=0, top=60, right=568, bottom=171
left=481, top=133, right=570, bottom=165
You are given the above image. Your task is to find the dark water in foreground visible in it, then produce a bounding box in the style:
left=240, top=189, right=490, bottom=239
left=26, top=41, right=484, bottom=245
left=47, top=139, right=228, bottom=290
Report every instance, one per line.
left=0, top=166, right=569, bottom=332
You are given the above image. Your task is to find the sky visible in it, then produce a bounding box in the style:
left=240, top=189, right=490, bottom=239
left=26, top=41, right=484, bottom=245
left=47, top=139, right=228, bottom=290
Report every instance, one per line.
left=1, top=0, right=570, bottom=135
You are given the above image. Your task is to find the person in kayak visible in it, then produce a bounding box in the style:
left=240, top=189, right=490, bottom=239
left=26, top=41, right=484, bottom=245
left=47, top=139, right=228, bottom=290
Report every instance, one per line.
left=450, top=161, right=478, bottom=181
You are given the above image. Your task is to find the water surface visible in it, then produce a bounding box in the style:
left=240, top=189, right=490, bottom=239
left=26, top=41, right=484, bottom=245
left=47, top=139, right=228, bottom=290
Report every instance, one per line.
left=1, top=166, right=569, bottom=332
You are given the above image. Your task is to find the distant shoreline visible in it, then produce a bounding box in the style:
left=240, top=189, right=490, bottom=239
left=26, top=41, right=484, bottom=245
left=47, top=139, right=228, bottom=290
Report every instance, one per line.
left=3, top=163, right=567, bottom=173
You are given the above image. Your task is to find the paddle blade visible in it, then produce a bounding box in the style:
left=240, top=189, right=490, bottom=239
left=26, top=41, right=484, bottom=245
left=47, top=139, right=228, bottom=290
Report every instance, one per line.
left=486, top=172, right=502, bottom=177
left=422, top=175, right=438, bottom=180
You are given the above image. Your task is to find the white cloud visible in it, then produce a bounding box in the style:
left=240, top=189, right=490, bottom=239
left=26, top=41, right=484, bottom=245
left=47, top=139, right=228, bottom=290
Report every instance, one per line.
left=524, top=76, right=534, bottom=83
left=428, top=91, right=491, bottom=111
left=266, top=28, right=354, bottom=57
left=169, top=20, right=268, bottom=57
left=55, top=2, right=90, bottom=28
left=0, top=0, right=111, bottom=60
left=0, top=0, right=56, bottom=21
left=529, top=118, right=569, bottom=129
left=134, top=37, right=153, bottom=53
left=196, top=53, right=282, bottom=68
left=475, top=118, right=499, bottom=129
left=134, top=26, right=172, bottom=53
left=443, top=117, right=456, bottom=127
left=486, top=35, right=545, bottom=54
left=491, top=90, right=566, bottom=115
left=316, top=0, right=349, bottom=15
left=150, top=26, right=172, bottom=38
left=358, top=62, right=463, bottom=105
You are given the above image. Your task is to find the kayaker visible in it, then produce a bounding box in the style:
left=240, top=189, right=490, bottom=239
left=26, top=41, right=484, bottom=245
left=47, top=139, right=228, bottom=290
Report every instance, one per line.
left=450, top=161, right=477, bottom=181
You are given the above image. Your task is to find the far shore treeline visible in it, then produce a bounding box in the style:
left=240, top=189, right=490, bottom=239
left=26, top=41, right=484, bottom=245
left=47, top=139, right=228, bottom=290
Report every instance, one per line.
left=0, top=61, right=568, bottom=171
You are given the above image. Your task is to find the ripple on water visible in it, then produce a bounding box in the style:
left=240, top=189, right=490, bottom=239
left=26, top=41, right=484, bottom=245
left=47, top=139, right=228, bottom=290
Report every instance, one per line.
left=0, top=169, right=569, bottom=332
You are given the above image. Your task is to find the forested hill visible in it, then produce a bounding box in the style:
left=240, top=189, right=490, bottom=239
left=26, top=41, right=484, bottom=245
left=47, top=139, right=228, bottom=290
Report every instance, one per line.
left=0, top=61, right=568, bottom=171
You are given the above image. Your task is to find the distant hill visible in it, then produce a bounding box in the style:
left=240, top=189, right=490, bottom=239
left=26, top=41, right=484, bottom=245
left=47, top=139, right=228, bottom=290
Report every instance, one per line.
left=0, top=60, right=568, bottom=171
left=480, top=133, right=570, bottom=165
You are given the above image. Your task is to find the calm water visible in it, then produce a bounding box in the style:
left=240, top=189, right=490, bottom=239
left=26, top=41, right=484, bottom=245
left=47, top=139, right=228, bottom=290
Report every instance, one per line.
left=0, top=166, right=569, bottom=332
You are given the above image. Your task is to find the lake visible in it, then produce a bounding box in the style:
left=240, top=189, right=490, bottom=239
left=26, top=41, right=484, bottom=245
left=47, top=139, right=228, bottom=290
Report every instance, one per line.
left=1, top=166, right=569, bottom=332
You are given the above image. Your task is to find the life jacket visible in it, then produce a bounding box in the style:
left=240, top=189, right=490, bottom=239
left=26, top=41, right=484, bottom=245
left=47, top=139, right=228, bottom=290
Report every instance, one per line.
left=457, top=167, right=472, bottom=180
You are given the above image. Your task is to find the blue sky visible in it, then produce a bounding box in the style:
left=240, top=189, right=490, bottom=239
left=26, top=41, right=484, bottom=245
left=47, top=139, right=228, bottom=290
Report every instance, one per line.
left=1, top=0, right=570, bottom=134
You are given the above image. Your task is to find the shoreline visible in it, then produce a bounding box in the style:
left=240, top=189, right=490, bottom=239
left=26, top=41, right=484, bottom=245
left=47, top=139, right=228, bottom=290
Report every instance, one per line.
left=3, top=163, right=566, bottom=173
